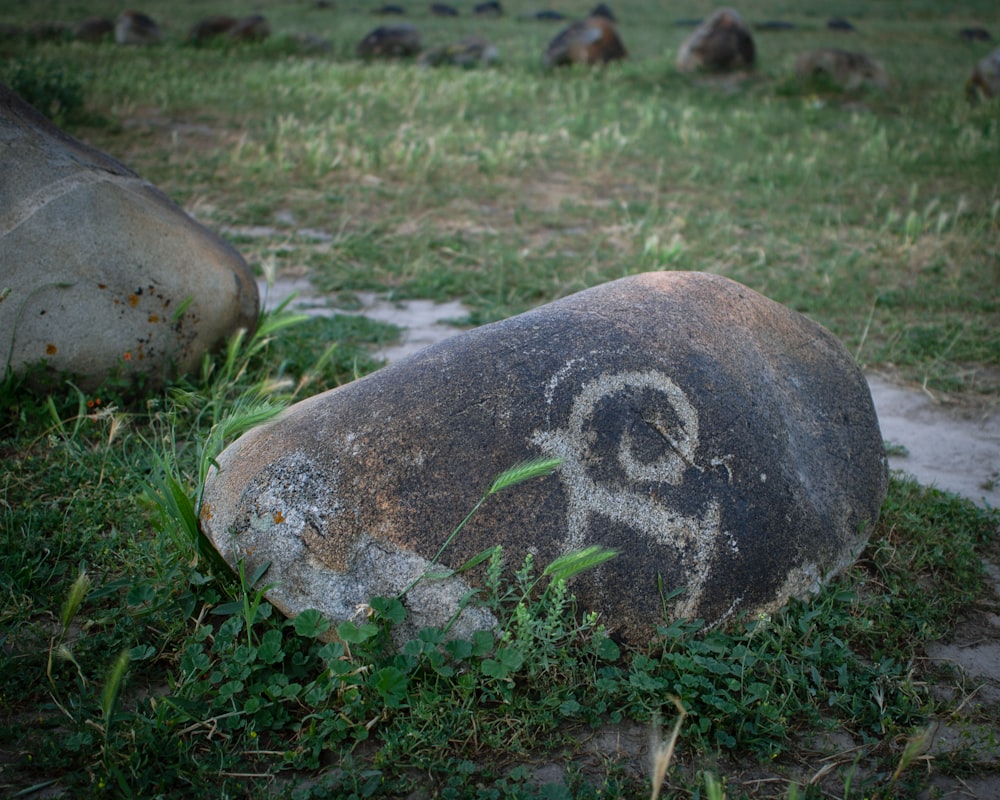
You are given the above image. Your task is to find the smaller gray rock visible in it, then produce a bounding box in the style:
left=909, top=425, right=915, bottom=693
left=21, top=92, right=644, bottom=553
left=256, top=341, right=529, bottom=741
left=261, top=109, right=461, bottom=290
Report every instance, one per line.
left=25, top=22, right=72, bottom=44
left=543, top=16, right=627, bottom=67
left=959, top=27, right=992, bottom=43
left=229, top=15, right=271, bottom=43
left=357, top=24, right=421, bottom=59
left=795, top=49, right=889, bottom=91
left=967, top=46, right=1000, bottom=102
left=826, top=17, right=856, bottom=33
left=0, top=83, right=259, bottom=391
left=419, top=36, right=498, bottom=68
left=430, top=3, right=459, bottom=17
left=73, top=16, right=114, bottom=43
left=473, top=1, right=503, bottom=17
left=114, top=11, right=162, bottom=45
left=676, top=7, right=755, bottom=73
left=187, top=16, right=239, bottom=45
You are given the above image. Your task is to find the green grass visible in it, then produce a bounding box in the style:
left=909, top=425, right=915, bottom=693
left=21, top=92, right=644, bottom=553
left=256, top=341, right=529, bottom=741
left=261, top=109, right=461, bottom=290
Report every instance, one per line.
left=1, top=1, right=1000, bottom=796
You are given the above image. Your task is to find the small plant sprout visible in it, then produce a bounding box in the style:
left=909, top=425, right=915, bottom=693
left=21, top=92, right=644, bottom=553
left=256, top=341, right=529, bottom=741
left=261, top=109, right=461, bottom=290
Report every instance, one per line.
left=399, top=456, right=565, bottom=597
left=889, top=724, right=936, bottom=786
left=46, top=568, right=91, bottom=721
left=48, top=568, right=90, bottom=685
left=100, top=650, right=131, bottom=752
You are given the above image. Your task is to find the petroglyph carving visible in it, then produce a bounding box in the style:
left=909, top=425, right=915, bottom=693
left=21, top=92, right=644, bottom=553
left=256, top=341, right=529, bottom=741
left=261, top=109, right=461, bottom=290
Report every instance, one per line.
left=532, top=369, right=735, bottom=617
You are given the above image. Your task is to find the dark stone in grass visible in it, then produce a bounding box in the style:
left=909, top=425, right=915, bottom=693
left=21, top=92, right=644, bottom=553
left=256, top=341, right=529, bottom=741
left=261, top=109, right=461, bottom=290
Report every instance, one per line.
left=373, top=4, right=408, bottom=15
left=356, top=24, right=421, bottom=58
left=754, top=20, right=796, bottom=32
left=676, top=7, right=755, bottom=73
left=25, top=22, right=72, bottom=44
left=959, top=27, right=992, bottom=42
left=795, top=49, right=889, bottom=91
left=73, top=16, right=115, bottom=43
left=187, top=15, right=239, bottom=44
left=114, top=10, right=163, bottom=45
left=201, top=272, right=887, bottom=645
left=229, top=15, right=271, bottom=43
left=0, top=24, right=24, bottom=42
left=519, top=10, right=568, bottom=22
left=590, top=3, right=616, bottom=23
left=419, top=36, right=499, bottom=67
left=543, top=16, right=627, bottom=67
left=967, top=46, right=1000, bottom=101
left=0, top=83, right=259, bottom=392
left=430, top=3, right=459, bottom=17
left=827, top=17, right=856, bottom=32
left=474, top=1, right=503, bottom=17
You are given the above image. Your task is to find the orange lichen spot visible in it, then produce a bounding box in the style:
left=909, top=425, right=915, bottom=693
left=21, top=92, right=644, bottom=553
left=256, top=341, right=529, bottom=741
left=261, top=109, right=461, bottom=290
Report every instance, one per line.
left=148, top=314, right=160, bottom=323
left=45, top=343, right=57, bottom=355
left=123, top=351, right=132, bottom=361
left=273, top=511, right=285, bottom=524
left=200, top=502, right=213, bottom=521
left=128, top=294, right=140, bottom=307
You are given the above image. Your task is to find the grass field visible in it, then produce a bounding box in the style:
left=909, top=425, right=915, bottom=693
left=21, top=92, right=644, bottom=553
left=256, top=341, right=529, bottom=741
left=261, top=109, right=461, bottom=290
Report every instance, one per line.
left=2, top=1, right=999, bottom=797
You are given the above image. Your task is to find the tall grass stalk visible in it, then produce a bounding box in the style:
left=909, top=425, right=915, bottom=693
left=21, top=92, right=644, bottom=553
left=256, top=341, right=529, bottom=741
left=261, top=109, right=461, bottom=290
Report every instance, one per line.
left=399, top=457, right=564, bottom=597
left=649, top=695, right=687, bottom=800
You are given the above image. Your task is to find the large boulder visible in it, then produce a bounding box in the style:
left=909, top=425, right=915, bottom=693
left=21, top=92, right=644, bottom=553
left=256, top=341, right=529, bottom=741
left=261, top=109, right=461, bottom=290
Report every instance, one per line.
left=201, top=272, right=887, bottom=645
left=0, top=83, right=259, bottom=391
left=676, top=7, right=755, bottom=73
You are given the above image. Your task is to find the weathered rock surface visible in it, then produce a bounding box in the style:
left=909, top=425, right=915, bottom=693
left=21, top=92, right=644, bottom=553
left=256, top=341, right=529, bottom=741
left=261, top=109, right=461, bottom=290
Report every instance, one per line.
left=114, top=11, right=162, bottom=45
left=201, top=271, right=887, bottom=644
left=356, top=24, right=421, bottom=58
left=676, top=7, right=755, bottom=73
left=967, top=46, right=1000, bottom=101
left=543, top=16, right=627, bottom=67
left=0, top=83, right=259, bottom=391
left=419, top=36, right=499, bottom=68
left=795, top=49, right=889, bottom=91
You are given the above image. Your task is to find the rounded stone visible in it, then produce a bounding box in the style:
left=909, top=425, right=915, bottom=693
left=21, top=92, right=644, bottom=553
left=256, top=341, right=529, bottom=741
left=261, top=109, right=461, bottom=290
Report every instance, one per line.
left=676, top=7, right=756, bottom=73
left=201, top=272, right=887, bottom=645
left=0, top=83, right=259, bottom=391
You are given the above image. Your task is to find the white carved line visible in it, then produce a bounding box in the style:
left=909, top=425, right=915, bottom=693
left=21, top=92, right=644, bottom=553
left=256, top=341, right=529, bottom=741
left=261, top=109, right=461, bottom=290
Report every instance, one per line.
left=531, top=369, right=735, bottom=618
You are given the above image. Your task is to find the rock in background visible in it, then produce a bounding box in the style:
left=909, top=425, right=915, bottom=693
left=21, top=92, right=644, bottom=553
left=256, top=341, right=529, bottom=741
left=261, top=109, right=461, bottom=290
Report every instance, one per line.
left=0, top=83, right=259, bottom=392
left=795, top=49, right=890, bottom=91
left=676, top=7, right=755, bottom=73
left=542, top=16, right=627, bottom=67
left=967, top=46, right=1000, bottom=101
left=201, top=272, right=887, bottom=644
